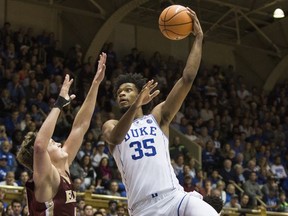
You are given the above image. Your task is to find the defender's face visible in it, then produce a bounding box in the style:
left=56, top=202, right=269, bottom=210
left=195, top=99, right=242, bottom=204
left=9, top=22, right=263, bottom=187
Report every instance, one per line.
left=47, top=139, right=67, bottom=159
left=116, top=83, right=139, bottom=110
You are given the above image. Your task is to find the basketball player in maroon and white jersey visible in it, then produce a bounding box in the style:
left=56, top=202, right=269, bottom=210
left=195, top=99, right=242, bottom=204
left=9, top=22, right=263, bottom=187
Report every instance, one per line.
left=17, top=53, right=106, bottom=215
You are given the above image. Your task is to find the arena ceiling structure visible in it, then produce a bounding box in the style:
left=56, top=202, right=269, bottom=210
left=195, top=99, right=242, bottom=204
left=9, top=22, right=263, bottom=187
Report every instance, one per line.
left=22, top=0, right=288, bottom=58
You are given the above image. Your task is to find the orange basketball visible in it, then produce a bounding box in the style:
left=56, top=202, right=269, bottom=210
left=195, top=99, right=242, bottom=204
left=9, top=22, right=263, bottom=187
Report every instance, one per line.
left=159, top=5, right=193, bottom=40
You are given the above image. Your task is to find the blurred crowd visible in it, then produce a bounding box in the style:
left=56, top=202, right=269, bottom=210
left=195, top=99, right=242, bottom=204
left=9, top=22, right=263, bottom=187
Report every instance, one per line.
left=0, top=21, right=288, bottom=215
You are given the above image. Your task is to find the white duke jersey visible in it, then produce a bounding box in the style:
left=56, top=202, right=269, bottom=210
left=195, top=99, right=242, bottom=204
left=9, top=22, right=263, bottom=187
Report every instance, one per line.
left=112, top=114, right=183, bottom=210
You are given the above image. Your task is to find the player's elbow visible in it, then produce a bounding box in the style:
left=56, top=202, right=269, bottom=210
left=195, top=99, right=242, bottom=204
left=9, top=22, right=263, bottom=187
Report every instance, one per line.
left=33, top=140, right=47, bottom=154
left=182, top=73, right=195, bottom=84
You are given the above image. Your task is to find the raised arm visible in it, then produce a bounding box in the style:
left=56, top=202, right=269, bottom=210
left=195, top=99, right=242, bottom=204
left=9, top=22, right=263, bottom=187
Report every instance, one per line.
left=63, top=53, right=106, bottom=165
left=33, top=74, right=75, bottom=184
left=152, top=9, right=203, bottom=129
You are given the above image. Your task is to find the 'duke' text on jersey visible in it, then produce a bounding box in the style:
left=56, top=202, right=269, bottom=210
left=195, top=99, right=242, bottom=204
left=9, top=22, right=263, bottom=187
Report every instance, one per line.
left=124, top=126, right=157, bottom=142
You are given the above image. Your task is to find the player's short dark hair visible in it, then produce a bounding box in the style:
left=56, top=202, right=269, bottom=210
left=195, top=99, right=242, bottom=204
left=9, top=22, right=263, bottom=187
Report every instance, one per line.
left=113, top=73, right=147, bottom=96
left=203, top=195, right=223, bottom=213
left=113, top=73, right=152, bottom=114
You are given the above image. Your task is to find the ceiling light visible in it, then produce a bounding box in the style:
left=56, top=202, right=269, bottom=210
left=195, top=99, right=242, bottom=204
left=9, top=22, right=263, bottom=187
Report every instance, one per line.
left=273, top=8, right=285, bottom=18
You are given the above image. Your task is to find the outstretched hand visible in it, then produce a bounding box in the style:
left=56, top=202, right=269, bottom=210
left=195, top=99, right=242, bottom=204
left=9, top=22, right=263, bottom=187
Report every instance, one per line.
left=134, top=80, right=160, bottom=108
left=59, top=74, right=76, bottom=101
left=186, top=8, right=203, bottom=37
left=94, top=52, right=107, bottom=83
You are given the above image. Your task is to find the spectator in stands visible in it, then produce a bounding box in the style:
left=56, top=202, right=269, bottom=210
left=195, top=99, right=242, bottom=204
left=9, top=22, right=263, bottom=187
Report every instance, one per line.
left=21, top=204, right=29, bottom=216
left=94, top=211, right=104, bottom=216
left=234, top=164, right=246, bottom=187
left=184, top=124, right=200, bottom=144
left=83, top=204, right=94, bottom=216
left=4, top=110, right=22, bottom=136
left=183, top=175, right=194, bottom=192
left=271, top=155, right=287, bottom=180
left=277, top=192, right=288, bottom=212
left=0, top=199, right=5, bottom=215
left=6, top=73, right=26, bottom=104
left=202, top=140, right=217, bottom=175
left=95, top=157, right=112, bottom=189
left=265, top=190, right=278, bottom=211
left=98, top=208, right=107, bottom=216
left=239, top=193, right=250, bottom=209
left=79, top=154, right=96, bottom=189
left=106, top=180, right=121, bottom=197
left=0, top=140, right=17, bottom=172
left=224, top=194, right=241, bottom=209
left=173, top=154, right=185, bottom=178
left=243, top=159, right=257, bottom=180
left=225, top=183, right=236, bottom=204
left=76, top=198, right=86, bottom=215
left=116, top=205, right=127, bottom=216
left=261, top=176, right=279, bottom=201
left=0, top=89, right=14, bottom=118
left=243, top=171, right=263, bottom=208
left=219, top=159, right=237, bottom=185
left=209, top=170, right=222, bottom=189
left=77, top=141, right=94, bottom=161
left=107, top=200, right=118, bottom=216
left=16, top=170, right=30, bottom=186
left=0, top=125, right=12, bottom=145
left=11, top=199, right=22, bottom=216
left=91, top=141, right=109, bottom=168
left=0, top=154, right=10, bottom=181
left=170, top=136, right=188, bottom=161
left=0, top=171, right=18, bottom=186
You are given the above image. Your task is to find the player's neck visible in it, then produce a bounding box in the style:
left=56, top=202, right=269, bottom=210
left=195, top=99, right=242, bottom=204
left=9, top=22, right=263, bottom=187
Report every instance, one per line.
left=134, top=108, right=144, bottom=119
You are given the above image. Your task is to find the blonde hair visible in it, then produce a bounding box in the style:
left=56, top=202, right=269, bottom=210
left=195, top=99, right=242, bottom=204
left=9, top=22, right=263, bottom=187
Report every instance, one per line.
left=16, top=132, right=37, bottom=172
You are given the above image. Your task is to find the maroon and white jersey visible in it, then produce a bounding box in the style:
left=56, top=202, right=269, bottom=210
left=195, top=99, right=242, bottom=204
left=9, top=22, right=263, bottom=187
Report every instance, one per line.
left=26, top=172, right=77, bottom=216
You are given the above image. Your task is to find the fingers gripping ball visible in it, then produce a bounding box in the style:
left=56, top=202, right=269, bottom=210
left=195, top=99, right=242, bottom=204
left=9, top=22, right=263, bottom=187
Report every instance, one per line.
left=159, top=5, right=193, bottom=40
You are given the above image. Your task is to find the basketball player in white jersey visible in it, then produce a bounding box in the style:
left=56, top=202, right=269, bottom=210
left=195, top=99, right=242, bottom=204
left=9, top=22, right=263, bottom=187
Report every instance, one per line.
left=102, top=8, right=219, bottom=216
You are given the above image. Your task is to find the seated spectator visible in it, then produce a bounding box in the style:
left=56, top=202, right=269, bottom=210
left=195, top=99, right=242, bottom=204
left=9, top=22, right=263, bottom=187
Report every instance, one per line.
left=0, top=171, right=18, bottom=186
left=83, top=204, right=94, bottom=216
left=209, top=170, right=222, bottom=189
left=239, top=193, right=251, bottom=209
left=277, top=192, right=288, bottom=212
left=271, top=155, right=287, bottom=180
left=0, top=140, right=17, bottom=172
left=116, top=205, right=127, bottom=216
left=95, top=157, right=112, bottom=189
left=91, top=141, right=109, bottom=168
left=265, top=190, right=278, bottom=211
left=0, top=125, right=12, bottom=146
left=11, top=199, right=22, bottom=216
left=216, top=180, right=226, bottom=204
left=243, top=172, right=263, bottom=208
left=202, top=140, right=217, bottom=175
left=16, top=170, right=30, bottom=186
left=106, top=180, right=121, bottom=197
left=77, top=141, right=94, bottom=161
left=0, top=154, right=10, bottom=181
left=169, top=136, right=190, bottom=161
left=224, top=194, right=241, bottom=209
left=183, top=175, right=194, bottom=192
left=107, top=200, right=118, bottom=216
left=219, top=159, right=237, bottom=185
left=225, top=183, right=236, bottom=204
left=79, top=154, right=96, bottom=189
left=172, top=154, right=185, bottom=177
left=261, top=176, right=279, bottom=200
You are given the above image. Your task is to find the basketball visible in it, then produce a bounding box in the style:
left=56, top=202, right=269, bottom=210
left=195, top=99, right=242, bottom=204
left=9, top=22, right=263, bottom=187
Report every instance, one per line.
left=159, top=5, right=193, bottom=40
